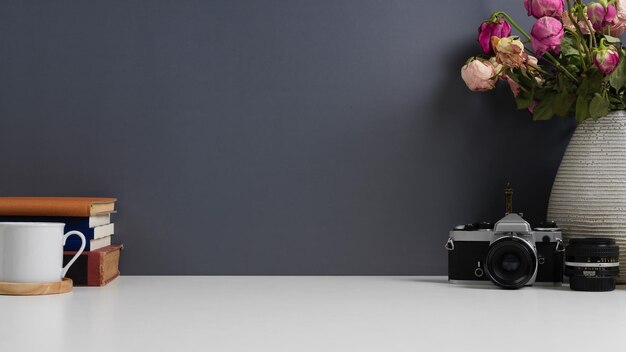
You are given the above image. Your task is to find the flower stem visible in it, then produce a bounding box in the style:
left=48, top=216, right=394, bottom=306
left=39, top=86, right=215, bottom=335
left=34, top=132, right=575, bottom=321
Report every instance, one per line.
left=492, top=11, right=531, bottom=41
left=565, top=29, right=588, bottom=70
left=566, top=0, right=591, bottom=58
left=573, top=0, right=597, bottom=47
left=544, top=52, right=579, bottom=81
left=584, top=20, right=597, bottom=47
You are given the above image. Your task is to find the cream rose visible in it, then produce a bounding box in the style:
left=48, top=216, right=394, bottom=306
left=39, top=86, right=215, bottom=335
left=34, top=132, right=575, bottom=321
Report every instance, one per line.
left=461, top=59, right=498, bottom=92
left=492, top=36, right=526, bottom=68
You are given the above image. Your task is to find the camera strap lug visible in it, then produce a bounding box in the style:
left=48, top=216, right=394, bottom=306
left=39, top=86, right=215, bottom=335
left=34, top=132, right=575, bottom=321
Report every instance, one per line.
left=445, top=238, right=455, bottom=251
left=555, top=238, right=565, bottom=252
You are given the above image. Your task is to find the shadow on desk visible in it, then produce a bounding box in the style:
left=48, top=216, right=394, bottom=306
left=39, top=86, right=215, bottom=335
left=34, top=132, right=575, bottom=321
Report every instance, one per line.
left=399, top=277, right=577, bottom=291
left=393, top=276, right=626, bottom=292
left=411, top=277, right=503, bottom=290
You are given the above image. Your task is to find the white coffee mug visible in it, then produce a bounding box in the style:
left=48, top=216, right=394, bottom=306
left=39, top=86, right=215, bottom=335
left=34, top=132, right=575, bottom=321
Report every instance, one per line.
left=0, top=222, right=86, bottom=283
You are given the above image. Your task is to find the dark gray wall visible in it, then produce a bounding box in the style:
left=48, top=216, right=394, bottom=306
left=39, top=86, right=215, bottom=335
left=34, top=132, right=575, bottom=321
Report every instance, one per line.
left=0, top=0, right=575, bottom=274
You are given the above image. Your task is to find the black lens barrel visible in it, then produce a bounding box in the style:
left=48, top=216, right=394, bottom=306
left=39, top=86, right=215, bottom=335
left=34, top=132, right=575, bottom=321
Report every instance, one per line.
left=485, top=237, right=537, bottom=289
left=565, top=238, right=619, bottom=292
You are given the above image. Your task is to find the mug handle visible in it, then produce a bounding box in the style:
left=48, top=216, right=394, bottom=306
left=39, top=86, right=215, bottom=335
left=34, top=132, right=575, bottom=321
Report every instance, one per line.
left=62, top=230, right=86, bottom=278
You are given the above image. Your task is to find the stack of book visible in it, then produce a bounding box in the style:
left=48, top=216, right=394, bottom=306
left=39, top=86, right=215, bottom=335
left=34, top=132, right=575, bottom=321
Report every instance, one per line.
left=0, top=197, right=122, bottom=286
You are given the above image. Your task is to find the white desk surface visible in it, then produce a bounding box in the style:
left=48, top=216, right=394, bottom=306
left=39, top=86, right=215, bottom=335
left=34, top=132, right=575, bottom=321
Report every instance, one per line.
left=0, top=276, right=623, bottom=351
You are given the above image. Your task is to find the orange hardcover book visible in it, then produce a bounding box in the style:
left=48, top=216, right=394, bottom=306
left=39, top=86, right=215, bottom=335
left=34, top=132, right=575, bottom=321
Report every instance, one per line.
left=0, top=197, right=116, bottom=216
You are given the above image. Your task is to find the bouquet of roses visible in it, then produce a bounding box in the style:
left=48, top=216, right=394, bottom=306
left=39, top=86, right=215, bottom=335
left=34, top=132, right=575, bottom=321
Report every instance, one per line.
left=462, top=0, right=626, bottom=123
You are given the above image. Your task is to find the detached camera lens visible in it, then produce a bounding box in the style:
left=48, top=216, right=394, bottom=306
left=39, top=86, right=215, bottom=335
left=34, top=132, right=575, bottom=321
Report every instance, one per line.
left=565, top=238, right=619, bottom=292
left=485, top=237, right=537, bottom=289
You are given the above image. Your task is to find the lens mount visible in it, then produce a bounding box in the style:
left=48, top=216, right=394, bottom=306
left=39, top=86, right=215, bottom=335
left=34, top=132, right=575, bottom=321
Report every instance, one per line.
left=485, top=236, right=537, bottom=289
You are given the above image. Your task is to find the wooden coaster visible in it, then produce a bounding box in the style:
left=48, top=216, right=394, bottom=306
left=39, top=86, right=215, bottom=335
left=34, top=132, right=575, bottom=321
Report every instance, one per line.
left=0, top=278, right=73, bottom=295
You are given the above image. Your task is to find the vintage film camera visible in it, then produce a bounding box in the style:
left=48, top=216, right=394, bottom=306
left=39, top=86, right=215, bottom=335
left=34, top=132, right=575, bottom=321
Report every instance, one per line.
left=445, top=184, right=564, bottom=289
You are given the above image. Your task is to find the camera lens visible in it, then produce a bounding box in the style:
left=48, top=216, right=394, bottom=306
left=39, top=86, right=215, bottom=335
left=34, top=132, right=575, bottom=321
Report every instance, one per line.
left=485, top=237, right=537, bottom=289
left=501, top=253, right=521, bottom=272
left=565, top=238, right=619, bottom=292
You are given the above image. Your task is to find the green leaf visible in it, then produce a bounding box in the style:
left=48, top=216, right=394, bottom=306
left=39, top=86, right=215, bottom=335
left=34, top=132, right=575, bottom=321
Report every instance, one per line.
left=563, top=61, right=582, bottom=75
left=516, top=88, right=534, bottom=109
left=518, top=69, right=536, bottom=87
left=603, top=35, right=622, bottom=44
left=577, top=77, right=590, bottom=97
left=609, top=94, right=625, bottom=110
left=553, top=91, right=576, bottom=117
left=533, top=95, right=555, bottom=121
left=575, top=96, right=590, bottom=124
left=556, top=73, right=568, bottom=90
left=589, top=94, right=610, bottom=119
left=577, top=68, right=603, bottom=97
left=560, top=34, right=580, bottom=57
left=556, top=73, right=576, bottom=92
left=609, top=53, right=626, bottom=90
left=534, top=87, right=550, bottom=100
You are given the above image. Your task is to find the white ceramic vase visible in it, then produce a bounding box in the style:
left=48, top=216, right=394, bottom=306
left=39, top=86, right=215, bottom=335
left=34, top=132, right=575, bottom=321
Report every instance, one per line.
left=548, top=110, right=626, bottom=283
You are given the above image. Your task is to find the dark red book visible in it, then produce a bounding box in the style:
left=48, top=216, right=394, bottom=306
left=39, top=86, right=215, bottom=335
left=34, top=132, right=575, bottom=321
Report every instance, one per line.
left=63, top=245, right=123, bottom=286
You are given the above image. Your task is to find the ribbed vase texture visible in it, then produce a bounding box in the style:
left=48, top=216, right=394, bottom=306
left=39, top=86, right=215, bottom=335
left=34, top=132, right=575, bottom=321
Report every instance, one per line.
left=548, top=110, right=626, bottom=283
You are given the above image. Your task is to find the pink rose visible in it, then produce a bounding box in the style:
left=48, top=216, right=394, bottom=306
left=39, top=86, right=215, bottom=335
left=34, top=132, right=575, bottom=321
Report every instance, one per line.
left=525, top=0, right=564, bottom=19
left=594, top=46, right=621, bottom=74
left=611, top=0, right=626, bottom=36
left=461, top=59, right=498, bottom=92
left=477, top=19, right=512, bottom=54
left=531, top=16, right=565, bottom=57
left=588, top=2, right=617, bottom=31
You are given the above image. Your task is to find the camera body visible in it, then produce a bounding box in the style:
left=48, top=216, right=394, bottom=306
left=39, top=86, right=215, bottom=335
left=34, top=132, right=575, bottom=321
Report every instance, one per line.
left=446, top=213, right=564, bottom=289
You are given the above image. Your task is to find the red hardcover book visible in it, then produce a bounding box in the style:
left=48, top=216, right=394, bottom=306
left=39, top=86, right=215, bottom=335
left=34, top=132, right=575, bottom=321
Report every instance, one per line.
left=63, top=245, right=123, bottom=286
